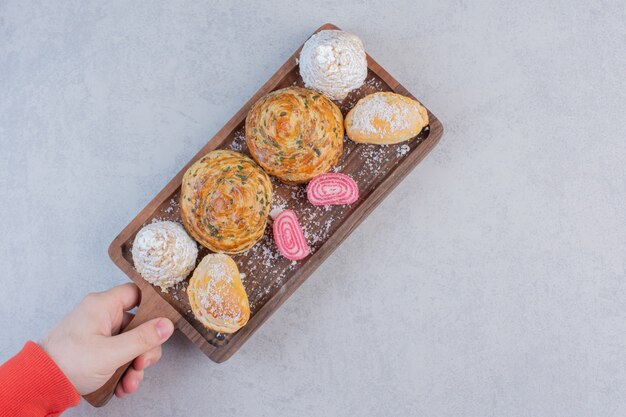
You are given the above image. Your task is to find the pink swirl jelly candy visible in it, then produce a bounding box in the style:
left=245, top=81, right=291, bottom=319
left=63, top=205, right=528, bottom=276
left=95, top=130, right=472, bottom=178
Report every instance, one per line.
left=306, top=173, right=359, bottom=206
left=272, top=210, right=310, bottom=261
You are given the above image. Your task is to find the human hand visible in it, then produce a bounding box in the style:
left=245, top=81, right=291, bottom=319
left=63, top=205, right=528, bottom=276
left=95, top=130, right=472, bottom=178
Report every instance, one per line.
left=39, top=283, right=174, bottom=397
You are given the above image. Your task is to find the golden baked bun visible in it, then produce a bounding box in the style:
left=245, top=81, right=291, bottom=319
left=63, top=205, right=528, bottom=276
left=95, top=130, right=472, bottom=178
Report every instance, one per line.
left=187, top=254, right=250, bottom=334
left=180, top=150, right=272, bottom=254
left=345, top=92, right=429, bottom=144
left=245, top=87, right=344, bottom=184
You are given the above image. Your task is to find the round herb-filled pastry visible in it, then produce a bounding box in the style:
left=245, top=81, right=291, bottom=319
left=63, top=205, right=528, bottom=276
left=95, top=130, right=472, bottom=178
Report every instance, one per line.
left=180, top=150, right=273, bottom=254
left=187, top=253, right=250, bottom=334
left=245, top=86, right=344, bottom=184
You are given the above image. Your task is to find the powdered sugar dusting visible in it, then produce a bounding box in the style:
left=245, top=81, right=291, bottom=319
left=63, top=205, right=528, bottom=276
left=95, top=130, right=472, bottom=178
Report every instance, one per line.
left=397, top=144, right=410, bottom=157
left=136, top=65, right=429, bottom=346
left=349, top=94, right=410, bottom=138
left=192, top=254, right=243, bottom=324
left=229, top=130, right=246, bottom=152
left=131, top=221, right=198, bottom=292
left=269, top=206, right=285, bottom=219
left=299, top=30, right=367, bottom=100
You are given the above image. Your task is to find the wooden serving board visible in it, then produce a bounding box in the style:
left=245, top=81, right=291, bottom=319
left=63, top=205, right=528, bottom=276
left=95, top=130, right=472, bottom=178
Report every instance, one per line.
left=111, top=23, right=442, bottom=365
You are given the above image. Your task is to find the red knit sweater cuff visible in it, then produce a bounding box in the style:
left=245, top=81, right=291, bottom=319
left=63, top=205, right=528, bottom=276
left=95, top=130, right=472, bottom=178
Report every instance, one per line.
left=0, top=341, right=80, bottom=416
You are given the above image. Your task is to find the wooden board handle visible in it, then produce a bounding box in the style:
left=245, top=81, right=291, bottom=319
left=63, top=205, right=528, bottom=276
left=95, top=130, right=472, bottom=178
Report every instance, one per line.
left=82, top=301, right=155, bottom=407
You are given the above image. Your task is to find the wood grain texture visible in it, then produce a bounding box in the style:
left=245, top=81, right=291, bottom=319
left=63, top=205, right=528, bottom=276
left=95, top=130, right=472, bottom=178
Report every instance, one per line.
left=106, top=23, right=444, bottom=367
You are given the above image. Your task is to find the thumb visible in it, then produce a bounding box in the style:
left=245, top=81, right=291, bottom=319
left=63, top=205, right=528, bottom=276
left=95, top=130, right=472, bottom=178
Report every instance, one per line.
left=105, top=318, right=174, bottom=366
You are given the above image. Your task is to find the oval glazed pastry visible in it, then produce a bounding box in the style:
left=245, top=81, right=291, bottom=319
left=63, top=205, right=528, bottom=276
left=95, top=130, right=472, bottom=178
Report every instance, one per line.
left=187, top=253, right=250, bottom=334
left=245, top=86, right=344, bottom=184
left=345, top=92, right=429, bottom=145
left=180, top=150, right=272, bottom=254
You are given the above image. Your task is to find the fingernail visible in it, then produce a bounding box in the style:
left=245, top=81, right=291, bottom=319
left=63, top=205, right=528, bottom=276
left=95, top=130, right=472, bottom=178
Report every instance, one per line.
left=155, top=319, right=173, bottom=339
left=144, top=359, right=153, bottom=368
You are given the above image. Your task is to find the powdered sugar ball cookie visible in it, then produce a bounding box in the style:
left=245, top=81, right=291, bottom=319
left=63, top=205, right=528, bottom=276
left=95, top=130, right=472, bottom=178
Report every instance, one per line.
left=299, top=30, right=367, bottom=101
left=131, top=221, right=198, bottom=291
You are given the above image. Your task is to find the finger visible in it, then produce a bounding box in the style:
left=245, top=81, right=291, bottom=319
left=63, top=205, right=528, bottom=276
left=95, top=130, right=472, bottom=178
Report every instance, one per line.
left=120, top=367, right=144, bottom=395
left=115, top=382, right=126, bottom=398
left=132, top=345, right=162, bottom=371
left=112, top=312, right=135, bottom=335
left=104, top=318, right=174, bottom=365
left=102, top=283, right=141, bottom=311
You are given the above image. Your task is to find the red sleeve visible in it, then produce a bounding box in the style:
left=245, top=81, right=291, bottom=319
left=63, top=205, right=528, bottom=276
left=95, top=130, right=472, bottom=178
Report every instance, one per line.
left=0, top=341, right=80, bottom=416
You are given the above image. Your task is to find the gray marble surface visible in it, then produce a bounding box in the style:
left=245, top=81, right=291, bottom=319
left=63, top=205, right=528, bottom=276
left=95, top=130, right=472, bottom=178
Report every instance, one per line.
left=1, top=1, right=625, bottom=416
